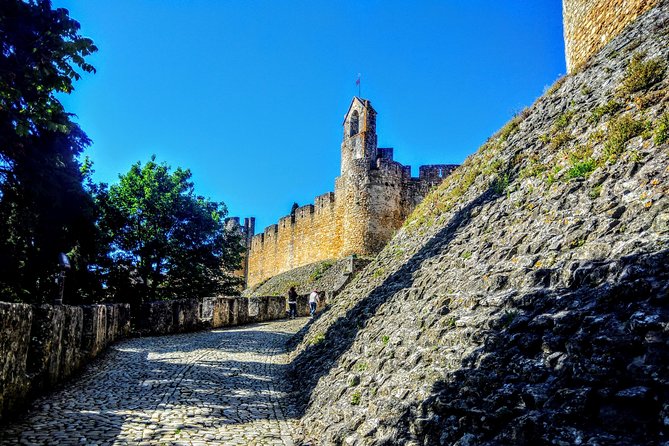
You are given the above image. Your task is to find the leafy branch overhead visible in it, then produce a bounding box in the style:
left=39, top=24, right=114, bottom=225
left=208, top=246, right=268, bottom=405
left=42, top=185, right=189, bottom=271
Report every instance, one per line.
left=98, top=156, right=244, bottom=301
left=0, top=0, right=99, bottom=303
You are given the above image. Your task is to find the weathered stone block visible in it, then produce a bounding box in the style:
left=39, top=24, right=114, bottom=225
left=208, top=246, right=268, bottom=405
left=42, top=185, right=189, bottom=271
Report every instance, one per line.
left=82, top=304, right=108, bottom=358
left=27, top=304, right=66, bottom=390
left=172, top=299, right=201, bottom=332
left=236, top=297, right=249, bottom=325
left=0, top=302, right=32, bottom=420
left=211, top=297, right=234, bottom=328
left=138, top=300, right=173, bottom=335
left=59, top=306, right=84, bottom=379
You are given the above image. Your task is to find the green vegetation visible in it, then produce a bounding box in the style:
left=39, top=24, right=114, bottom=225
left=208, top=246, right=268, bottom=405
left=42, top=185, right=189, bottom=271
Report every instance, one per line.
left=565, top=145, right=596, bottom=179
left=98, top=157, right=243, bottom=302
left=372, top=267, right=386, bottom=279
left=589, top=185, right=603, bottom=199
left=589, top=100, right=622, bottom=123
left=356, top=362, right=368, bottom=372
left=381, top=335, right=390, bottom=346
left=655, top=112, right=669, bottom=145
left=566, top=159, right=597, bottom=179
left=461, top=251, right=472, bottom=260
left=546, top=76, right=567, bottom=95
left=519, top=156, right=549, bottom=179
left=634, top=89, right=667, bottom=109
left=350, top=391, right=361, bottom=405
left=499, top=115, right=522, bottom=142
left=310, top=333, right=326, bottom=345
left=492, top=174, right=510, bottom=195
left=620, top=53, right=666, bottom=95
left=309, top=261, right=334, bottom=282
left=550, top=131, right=573, bottom=150
left=554, top=110, right=576, bottom=131
left=604, top=115, right=646, bottom=160
left=569, top=238, right=586, bottom=249
left=0, top=1, right=99, bottom=303
left=446, top=317, right=457, bottom=329
left=546, top=165, right=562, bottom=186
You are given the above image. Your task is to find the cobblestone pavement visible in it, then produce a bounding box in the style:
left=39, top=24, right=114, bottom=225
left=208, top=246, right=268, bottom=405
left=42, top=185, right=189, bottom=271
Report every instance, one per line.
left=0, top=318, right=309, bottom=446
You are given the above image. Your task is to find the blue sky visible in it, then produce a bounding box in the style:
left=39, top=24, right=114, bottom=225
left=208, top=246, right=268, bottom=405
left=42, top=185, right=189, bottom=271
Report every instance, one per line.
left=53, top=0, right=566, bottom=232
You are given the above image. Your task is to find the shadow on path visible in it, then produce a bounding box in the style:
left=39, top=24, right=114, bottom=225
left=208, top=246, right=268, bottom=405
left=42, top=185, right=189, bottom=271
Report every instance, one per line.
left=0, top=321, right=304, bottom=445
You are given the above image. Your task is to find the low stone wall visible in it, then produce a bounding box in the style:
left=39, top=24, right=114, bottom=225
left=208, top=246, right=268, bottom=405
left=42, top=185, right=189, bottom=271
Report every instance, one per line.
left=0, top=303, right=32, bottom=422
left=136, top=294, right=322, bottom=335
left=0, top=294, right=313, bottom=421
left=0, top=302, right=130, bottom=421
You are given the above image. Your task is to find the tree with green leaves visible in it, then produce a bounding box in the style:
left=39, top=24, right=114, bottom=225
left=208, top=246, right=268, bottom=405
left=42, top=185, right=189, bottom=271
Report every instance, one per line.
left=0, top=0, right=98, bottom=302
left=98, top=157, right=243, bottom=303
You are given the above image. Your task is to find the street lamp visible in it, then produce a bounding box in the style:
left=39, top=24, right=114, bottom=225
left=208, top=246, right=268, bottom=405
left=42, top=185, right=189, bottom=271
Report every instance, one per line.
left=54, top=252, right=71, bottom=305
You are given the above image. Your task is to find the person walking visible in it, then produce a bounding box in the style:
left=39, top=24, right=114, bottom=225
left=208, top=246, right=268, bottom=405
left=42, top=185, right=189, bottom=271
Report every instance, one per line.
left=288, top=286, right=298, bottom=319
left=309, top=289, right=320, bottom=317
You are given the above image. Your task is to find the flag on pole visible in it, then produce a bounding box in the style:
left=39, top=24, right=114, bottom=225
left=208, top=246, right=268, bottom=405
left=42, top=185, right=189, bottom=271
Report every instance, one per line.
left=355, top=73, right=361, bottom=86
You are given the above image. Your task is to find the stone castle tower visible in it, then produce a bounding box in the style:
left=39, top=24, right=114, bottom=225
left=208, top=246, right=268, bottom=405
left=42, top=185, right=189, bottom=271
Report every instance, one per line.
left=241, top=97, right=458, bottom=288
left=563, top=0, right=659, bottom=72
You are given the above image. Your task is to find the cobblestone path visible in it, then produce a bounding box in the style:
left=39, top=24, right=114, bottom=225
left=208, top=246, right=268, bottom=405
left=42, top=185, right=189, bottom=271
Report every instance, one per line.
left=0, top=318, right=309, bottom=446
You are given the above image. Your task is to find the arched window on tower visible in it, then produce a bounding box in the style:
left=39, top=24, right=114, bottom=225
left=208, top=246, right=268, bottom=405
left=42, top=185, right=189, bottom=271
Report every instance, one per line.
left=349, top=110, right=359, bottom=136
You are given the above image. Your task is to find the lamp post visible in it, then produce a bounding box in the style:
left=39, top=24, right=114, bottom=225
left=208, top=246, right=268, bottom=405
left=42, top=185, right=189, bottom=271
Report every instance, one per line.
left=54, top=252, right=71, bottom=305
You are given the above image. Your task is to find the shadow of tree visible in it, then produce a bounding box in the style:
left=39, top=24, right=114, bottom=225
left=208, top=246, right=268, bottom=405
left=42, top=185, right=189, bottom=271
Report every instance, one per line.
left=0, top=324, right=300, bottom=445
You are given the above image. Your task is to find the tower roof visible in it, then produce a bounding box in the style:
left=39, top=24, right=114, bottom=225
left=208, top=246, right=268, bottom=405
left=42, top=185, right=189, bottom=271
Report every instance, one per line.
left=342, top=96, right=375, bottom=125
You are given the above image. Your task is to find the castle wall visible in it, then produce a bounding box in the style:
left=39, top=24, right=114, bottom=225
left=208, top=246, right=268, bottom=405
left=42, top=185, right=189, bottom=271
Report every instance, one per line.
left=247, top=192, right=343, bottom=287
left=563, top=0, right=659, bottom=72
left=244, top=97, right=458, bottom=288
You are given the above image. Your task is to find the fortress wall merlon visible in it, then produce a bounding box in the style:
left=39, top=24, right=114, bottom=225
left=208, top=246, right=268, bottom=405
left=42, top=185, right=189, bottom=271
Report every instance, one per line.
left=296, top=204, right=315, bottom=220
left=419, top=164, right=459, bottom=182
left=264, top=224, right=279, bottom=239
left=279, top=215, right=293, bottom=229
left=378, top=147, right=394, bottom=161
left=315, top=192, right=336, bottom=212
left=251, top=233, right=264, bottom=248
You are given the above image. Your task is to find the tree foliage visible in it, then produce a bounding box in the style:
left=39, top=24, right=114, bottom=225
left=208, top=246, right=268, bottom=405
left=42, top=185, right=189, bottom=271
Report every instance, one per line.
left=0, top=1, right=98, bottom=302
left=98, top=157, right=243, bottom=303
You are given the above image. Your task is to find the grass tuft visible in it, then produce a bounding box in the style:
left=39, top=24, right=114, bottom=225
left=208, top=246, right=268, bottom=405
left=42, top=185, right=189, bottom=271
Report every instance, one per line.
left=604, top=115, right=646, bottom=160
left=620, top=53, right=666, bottom=95
left=655, top=112, right=669, bottom=145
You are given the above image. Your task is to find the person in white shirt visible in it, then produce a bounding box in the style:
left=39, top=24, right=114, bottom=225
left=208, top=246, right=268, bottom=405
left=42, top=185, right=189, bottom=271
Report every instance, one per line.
left=309, top=290, right=320, bottom=317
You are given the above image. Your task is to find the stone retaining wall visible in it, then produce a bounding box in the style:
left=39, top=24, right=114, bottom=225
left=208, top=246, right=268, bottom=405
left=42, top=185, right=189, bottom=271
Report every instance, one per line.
left=0, top=294, right=313, bottom=421
left=0, top=302, right=130, bottom=421
left=136, top=294, right=323, bottom=336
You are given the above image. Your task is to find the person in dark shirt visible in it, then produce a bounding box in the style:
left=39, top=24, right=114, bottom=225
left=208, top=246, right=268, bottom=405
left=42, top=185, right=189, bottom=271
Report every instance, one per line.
left=288, top=286, right=298, bottom=319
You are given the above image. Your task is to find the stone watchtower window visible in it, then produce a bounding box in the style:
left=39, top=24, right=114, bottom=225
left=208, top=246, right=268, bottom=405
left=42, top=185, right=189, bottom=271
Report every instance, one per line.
left=349, top=110, right=359, bottom=136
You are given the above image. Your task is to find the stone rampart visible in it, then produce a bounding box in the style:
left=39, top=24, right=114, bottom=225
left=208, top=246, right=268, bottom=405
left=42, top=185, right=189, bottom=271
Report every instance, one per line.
left=0, top=302, right=130, bottom=421
left=0, top=294, right=303, bottom=421
left=247, top=159, right=456, bottom=287
left=248, top=192, right=343, bottom=287
left=563, top=0, right=659, bottom=72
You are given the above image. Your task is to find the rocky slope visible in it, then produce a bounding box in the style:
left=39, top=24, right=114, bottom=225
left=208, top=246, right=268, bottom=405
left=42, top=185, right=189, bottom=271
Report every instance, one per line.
left=288, top=4, right=669, bottom=445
